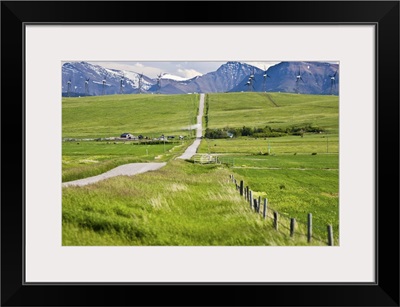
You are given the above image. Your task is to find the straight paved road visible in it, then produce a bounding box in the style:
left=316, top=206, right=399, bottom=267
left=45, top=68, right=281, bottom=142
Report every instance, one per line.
left=177, top=93, right=205, bottom=160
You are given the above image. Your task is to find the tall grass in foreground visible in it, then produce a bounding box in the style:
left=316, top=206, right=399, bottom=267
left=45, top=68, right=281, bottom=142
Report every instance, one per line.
left=231, top=164, right=339, bottom=243
left=62, top=160, right=326, bottom=246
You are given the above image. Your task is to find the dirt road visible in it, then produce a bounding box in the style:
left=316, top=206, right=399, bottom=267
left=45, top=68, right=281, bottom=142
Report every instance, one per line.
left=63, top=93, right=205, bottom=187
left=62, top=162, right=166, bottom=187
left=177, top=93, right=205, bottom=160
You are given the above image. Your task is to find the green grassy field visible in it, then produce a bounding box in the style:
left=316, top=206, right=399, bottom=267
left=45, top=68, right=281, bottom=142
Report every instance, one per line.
left=62, top=94, right=198, bottom=181
left=197, top=92, right=339, bottom=243
left=199, top=134, right=338, bottom=154
left=62, top=92, right=339, bottom=246
left=217, top=153, right=338, bottom=169
left=63, top=160, right=325, bottom=246
left=192, top=151, right=340, bottom=243
left=63, top=93, right=199, bottom=138
left=206, top=92, right=338, bottom=133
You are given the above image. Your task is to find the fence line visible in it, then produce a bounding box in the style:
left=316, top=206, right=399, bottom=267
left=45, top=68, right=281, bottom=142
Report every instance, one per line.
left=230, top=175, right=335, bottom=246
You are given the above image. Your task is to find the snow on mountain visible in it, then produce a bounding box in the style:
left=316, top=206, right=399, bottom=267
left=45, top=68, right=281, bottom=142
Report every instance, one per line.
left=229, top=61, right=339, bottom=95
left=152, top=62, right=262, bottom=94
left=62, top=61, right=339, bottom=96
left=62, top=62, right=155, bottom=96
left=160, top=73, right=194, bottom=82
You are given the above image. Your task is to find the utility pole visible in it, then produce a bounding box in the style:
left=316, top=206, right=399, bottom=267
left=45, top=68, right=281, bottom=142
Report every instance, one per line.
left=163, top=134, right=166, bottom=152
left=326, top=135, right=329, bottom=153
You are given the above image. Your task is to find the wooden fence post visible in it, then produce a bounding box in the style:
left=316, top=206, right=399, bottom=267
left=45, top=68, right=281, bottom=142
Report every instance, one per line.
left=307, top=213, right=312, bottom=243
left=327, top=225, right=334, bottom=246
left=263, top=198, right=268, bottom=219
left=290, top=218, right=296, bottom=237
left=240, top=180, right=244, bottom=196
left=246, top=186, right=249, bottom=201
left=253, top=198, right=258, bottom=212
left=249, top=191, right=253, bottom=209
left=257, top=196, right=261, bottom=213
left=273, top=211, right=279, bottom=230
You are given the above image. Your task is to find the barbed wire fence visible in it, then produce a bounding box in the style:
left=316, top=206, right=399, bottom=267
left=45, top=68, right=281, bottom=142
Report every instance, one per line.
left=229, top=174, right=337, bottom=246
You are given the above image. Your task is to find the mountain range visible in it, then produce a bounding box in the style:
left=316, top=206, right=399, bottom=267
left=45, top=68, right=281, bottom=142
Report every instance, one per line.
left=62, top=61, right=339, bottom=96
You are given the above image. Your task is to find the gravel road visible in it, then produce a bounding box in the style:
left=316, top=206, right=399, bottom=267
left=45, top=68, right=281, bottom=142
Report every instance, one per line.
left=63, top=93, right=204, bottom=187
left=62, top=162, right=166, bottom=187
left=177, top=93, right=205, bottom=160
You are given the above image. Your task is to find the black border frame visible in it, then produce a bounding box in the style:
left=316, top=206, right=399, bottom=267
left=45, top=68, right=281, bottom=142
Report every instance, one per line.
left=1, top=1, right=399, bottom=306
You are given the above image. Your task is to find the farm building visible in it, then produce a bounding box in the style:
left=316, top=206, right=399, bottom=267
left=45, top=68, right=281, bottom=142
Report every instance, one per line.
left=120, top=133, right=135, bottom=139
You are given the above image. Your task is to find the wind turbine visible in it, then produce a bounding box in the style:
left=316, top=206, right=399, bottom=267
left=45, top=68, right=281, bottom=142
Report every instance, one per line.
left=245, top=68, right=256, bottom=92
left=263, top=68, right=271, bottom=92
left=119, top=73, right=125, bottom=94
left=102, top=75, right=107, bottom=95
left=296, top=67, right=305, bottom=83
left=156, top=73, right=162, bottom=94
left=295, top=66, right=305, bottom=93
left=249, top=67, right=255, bottom=81
left=66, top=78, right=72, bottom=97
left=329, top=70, right=338, bottom=95
left=138, top=73, right=143, bottom=94
left=84, top=77, right=90, bottom=96
left=245, top=77, right=255, bottom=92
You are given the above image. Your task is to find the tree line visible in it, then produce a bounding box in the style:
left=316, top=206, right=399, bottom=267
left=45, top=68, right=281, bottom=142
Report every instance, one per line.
left=205, top=124, right=324, bottom=139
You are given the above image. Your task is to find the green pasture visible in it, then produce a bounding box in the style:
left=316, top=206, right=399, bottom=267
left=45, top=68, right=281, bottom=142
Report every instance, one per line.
left=226, top=155, right=339, bottom=243
left=199, top=134, right=338, bottom=154
left=62, top=93, right=199, bottom=139
left=62, top=91, right=339, bottom=246
left=206, top=92, right=338, bottom=133
left=63, top=160, right=326, bottom=246
left=217, top=153, right=338, bottom=169
left=62, top=94, right=198, bottom=181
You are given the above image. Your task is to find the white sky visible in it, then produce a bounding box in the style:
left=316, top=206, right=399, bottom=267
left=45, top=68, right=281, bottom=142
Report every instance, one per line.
left=88, top=61, right=281, bottom=79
